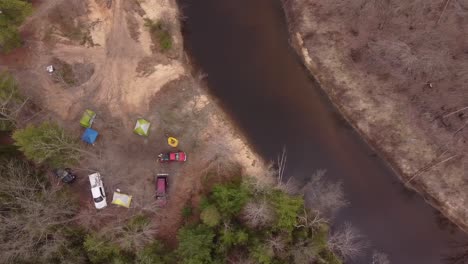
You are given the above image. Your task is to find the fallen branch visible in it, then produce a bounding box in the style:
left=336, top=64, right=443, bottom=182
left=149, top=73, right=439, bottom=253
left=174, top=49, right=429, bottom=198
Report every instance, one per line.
left=436, top=0, right=452, bottom=25
left=405, top=153, right=458, bottom=185
left=442, top=105, right=468, bottom=119
left=277, top=146, right=287, bottom=183
left=454, top=121, right=468, bottom=136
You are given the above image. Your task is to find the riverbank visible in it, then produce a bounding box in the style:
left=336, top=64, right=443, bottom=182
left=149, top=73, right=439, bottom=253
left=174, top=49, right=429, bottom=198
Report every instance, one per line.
left=282, top=0, right=468, bottom=232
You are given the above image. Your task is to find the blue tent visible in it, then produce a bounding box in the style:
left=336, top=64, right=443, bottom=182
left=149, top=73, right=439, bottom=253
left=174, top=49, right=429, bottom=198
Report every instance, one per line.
left=82, top=128, right=98, bottom=144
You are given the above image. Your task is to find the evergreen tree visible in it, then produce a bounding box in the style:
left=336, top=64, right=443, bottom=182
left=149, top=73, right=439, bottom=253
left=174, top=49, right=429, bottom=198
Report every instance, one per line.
left=0, top=0, right=33, bottom=52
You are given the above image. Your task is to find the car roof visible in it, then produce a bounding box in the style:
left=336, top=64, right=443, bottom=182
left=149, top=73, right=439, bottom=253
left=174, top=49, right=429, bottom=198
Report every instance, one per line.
left=89, top=173, right=101, bottom=186
left=91, top=187, right=102, bottom=198
left=89, top=172, right=100, bottom=179
left=157, top=178, right=166, bottom=192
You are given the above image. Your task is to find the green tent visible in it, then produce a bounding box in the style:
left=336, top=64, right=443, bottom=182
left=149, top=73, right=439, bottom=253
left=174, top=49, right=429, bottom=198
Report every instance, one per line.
left=134, top=118, right=150, bottom=136
left=80, top=109, right=96, bottom=128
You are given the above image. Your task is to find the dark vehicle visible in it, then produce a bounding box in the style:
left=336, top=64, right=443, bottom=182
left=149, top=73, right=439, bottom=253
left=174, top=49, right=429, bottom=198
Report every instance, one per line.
left=155, top=174, right=168, bottom=207
left=53, top=168, right=77, bottom=184
left=157, top=151, right=187, bottom=163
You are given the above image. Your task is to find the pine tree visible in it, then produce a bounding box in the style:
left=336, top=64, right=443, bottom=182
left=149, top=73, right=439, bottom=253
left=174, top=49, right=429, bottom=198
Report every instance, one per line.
left=0, top=0, right=33, bottom=52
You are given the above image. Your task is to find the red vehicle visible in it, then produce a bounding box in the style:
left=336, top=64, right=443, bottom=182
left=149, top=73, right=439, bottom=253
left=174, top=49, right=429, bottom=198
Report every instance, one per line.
left=157, top=151, right=187, bottom=163
left=155, top=174, right=168, bottom=207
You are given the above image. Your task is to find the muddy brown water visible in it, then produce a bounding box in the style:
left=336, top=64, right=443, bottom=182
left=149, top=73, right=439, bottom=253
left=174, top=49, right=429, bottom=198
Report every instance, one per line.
left=177, top=0, right=467, bottom=263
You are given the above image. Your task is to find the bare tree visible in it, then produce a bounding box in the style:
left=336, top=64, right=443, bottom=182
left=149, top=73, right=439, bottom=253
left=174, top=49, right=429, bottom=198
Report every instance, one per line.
left=100, top=214, right=158, bottom=252
left=274, top=147, right=300, bottom=195
left=372, top=250, right=391, bottom=264
left=327, top=222, right=368, bottom=261
left=0, top=158, right=79, bottom=263
left=75, top=207, right=116, bottom=231
left=266, top=235, right=287, bottom=257
left=297, top=206, right=328, bottom=229
left=241, top=199, right=275, bottom=229
left=303, top=169, right=349, bottom=220
left=290, top=241, right=318, bottom=264
left=0, top=71, right=27, bottom=130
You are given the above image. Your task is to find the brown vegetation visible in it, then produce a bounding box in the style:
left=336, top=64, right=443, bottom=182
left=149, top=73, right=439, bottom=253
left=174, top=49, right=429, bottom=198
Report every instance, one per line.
left=0, top=159, right=79, bottom=263
left=327, top=222, right=368, bottom=261
left=283, top=0, right=468, bottom=231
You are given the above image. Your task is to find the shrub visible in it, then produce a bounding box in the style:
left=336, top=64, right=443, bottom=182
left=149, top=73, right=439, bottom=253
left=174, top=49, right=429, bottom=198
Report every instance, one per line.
left=201, top=206, right=221, bottom=227
left=318, top=250, right=343, bottom=264
left=0, top=0, right=33, bottom=52
left=176, top=224, right=215, bottom=264
left=137, top=240, right=172, bottom=264
left=13, top=122, right=81, bottom=166
left=269, top=190, right=303, bottom=233
left=182, top=204, right=193, bottom=219
left=250, top=242, right=274, bottom=264
left=83, top=234, right=122, bottom=264
left=211, top=184, right=250, bottom=217
left=51, top=227, right=89, bottom=264
left=0, top=71, right=24, bottom=131
left=157, top=30, right=172, bottom=51
left=219, top=227, right=249, bottom=251
left=126, top=214, right=150, bottom=232
left=110, top=214, right=157, bottom=252
left=144, top=19, right=173, bottom=52
left=311, top=224, right=329, bottom=252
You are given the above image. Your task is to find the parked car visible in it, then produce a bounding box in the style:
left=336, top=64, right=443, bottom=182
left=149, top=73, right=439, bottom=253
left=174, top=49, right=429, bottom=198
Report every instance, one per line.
left=53, top=168, right=76, bottom=184
left=155, top=174, right=168, bottom=207
left=157, top=151, right=187, bottom=163
left=88, top=173, right=107, bottom=209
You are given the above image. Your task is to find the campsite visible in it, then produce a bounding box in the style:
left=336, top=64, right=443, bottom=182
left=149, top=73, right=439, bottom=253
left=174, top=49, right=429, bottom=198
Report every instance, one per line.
left=3, top=0, right=441, bottom=263
left=0, top=0, right=264, bottom=248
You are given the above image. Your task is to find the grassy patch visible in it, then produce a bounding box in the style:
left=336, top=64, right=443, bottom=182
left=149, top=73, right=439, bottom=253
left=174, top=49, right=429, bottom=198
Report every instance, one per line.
left=59, top=62, right=76, bottom=86
left=0, top=71, right=25, bottom=130
left=0, top=0, right=33, bottom=53
left=144, top=19, right=173, bottom=52
left=50, top=58, right=95, bottom=87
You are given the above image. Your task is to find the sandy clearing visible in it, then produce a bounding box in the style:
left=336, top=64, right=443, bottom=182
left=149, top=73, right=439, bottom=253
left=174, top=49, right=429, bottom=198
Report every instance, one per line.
left=126, top=62, right=185, bottom=112
left=87, top=0, right=111, bottom=46
left=139, top=0, right=179, bottom=21
left=34, top=0, right=186, bottom=117
left=138, top=0, right=181, bottom=55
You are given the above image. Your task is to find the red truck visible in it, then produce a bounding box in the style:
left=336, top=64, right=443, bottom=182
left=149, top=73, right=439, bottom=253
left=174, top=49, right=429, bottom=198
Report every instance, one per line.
left=157, top=151, right=187, bottom=163
left=155, top=174, right=168, bottom=207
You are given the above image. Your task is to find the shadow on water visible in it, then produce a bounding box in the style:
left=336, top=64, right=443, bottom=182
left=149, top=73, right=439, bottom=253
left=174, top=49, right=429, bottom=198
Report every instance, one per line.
left=177, top=0, right=468, bottom=263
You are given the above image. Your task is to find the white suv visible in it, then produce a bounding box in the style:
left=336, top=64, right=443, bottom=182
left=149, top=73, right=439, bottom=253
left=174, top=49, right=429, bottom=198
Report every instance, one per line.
left=88, top=173, right=107, bottom=209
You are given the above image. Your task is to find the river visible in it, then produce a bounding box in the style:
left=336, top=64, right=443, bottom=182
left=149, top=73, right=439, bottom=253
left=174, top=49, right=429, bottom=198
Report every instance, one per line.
left=177, top=0, right=466, bottom=263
